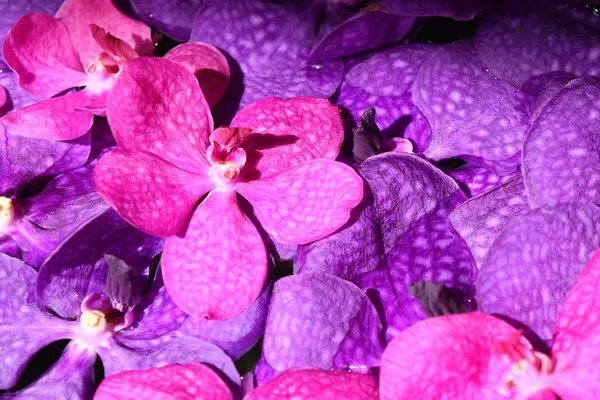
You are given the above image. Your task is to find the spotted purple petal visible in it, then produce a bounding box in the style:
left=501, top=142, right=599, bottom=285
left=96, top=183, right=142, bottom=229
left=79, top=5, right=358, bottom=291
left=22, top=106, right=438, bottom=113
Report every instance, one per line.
left=446, top=163, right=520, bottom=198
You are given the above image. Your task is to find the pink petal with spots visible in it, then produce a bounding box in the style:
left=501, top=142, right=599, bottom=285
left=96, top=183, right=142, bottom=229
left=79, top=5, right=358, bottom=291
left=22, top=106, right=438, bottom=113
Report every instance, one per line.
left=1, top=90, right=94, bottom=139
left=380, top=312, right=518, bottom=400
left=237, top=159, right=363, bottom=245
left=93, top=149, right=214, bottom=237
left=231, top=97, right=344, bottom=179
left=56, top=0, right=153, bottom=66
left=246, top=368, right=378, bottom=400
left=106, top=57, right=213, bottom=173
left=93, top=363, right=233, bottom=400
left=550, top=247, right=600, bottom=398
left=2, top=13, right=86, bottom=98
left=89, top=24, right=138, bottom=61
left=162, top=190, right=267, bottom=320
left=164, top=42, right=230, bottom=108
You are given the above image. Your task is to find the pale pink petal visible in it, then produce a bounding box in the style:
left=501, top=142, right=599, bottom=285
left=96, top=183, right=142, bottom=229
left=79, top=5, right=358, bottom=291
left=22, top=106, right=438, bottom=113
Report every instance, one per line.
left=93, top=363, right=233, bottom=400
left=89, top=24, right=138, bottom=61
left=164, top=42, right=230, bottom=108
left=93, top=149, right=214, bottom=237
left=246, top=368, right=378, bottom=400
left=236, top=159, right=363, bottom=245
left=231, top=97, right=344, bottom=179
left=106, top=57, right=213, bottom=173
left=162, top=190, right=267, bottom=320
left=380, top=312, right=518, bottom=400
left=0, top=90, right=93, bottom=139
left=2, top=13, right=86, bottom=98
left=550, top=247, right=600, bottom=398
left=56, top=0, right=154, bottom=66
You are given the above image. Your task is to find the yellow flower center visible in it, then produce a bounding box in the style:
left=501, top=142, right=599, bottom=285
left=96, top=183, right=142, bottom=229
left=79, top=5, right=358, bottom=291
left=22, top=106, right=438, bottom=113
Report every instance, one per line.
left=0, top=196, right=14, bottom=226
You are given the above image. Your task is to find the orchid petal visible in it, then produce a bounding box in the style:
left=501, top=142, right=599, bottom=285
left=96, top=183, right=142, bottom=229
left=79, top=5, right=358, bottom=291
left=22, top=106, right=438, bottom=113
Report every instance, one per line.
left=128, top=0, right=204, bottom=42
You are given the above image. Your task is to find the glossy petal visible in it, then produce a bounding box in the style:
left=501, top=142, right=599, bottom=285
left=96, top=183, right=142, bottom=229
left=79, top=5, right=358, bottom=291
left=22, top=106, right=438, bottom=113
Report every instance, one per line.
left=523, top=77, right=600, bottom=208
left=56, top=0, right=154, bottom=66
left=178, top=286, right=270, bottom=359
left=380, top=0, right=490, bottom=20
left=263, top=273, right=384, bottom=372
left=231, top=97, right=344, bottom=179
left=246, top=368, right=378, bottom=400
left=1, top=90, right=94, bottom=140
left=93, top=149, right=213, bottom=237
left=477, top=203, right=600, bottom=342
left=450, top=176, right=530, bottom=268
left=380, top=312, right=517, bottom=400
left=0, top=254, right=73, bottom=389
left=2, top=13, right=86, bottom=98
left=447, top=164, right=520, bottom=198
left=237, top=159, right=363, bottom=245
left=106, top=57, right=213, bottom=173
left=162, top=190, right=267, bottom=320
left=474, top=12, right=600, bottom=93
left=164, top=42, right=230, bottom=108
left=94, top=362, right=233, bottom=400
left=413, top=41, right=532, bottom=172
left=129, top=0, right=205, bottom=41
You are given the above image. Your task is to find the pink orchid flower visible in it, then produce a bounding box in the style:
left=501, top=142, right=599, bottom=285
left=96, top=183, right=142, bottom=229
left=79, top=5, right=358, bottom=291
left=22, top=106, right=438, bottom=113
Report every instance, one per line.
left=93, top=363, right=233, bottom=400
left=93, top=56, right=364, bottom=320
left=380, top=247, right=600, bottom=400
left=1, top=0, right=229, bottom=140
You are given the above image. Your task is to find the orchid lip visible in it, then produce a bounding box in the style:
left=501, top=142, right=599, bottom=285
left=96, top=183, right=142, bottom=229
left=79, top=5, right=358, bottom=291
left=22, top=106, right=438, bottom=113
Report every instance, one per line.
left=0, top=196, right=16, bottom=233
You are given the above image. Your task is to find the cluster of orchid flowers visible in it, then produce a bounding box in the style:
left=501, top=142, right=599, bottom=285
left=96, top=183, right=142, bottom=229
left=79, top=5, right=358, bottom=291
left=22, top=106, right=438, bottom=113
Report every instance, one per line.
left=1, top=0, right=600, bottom=399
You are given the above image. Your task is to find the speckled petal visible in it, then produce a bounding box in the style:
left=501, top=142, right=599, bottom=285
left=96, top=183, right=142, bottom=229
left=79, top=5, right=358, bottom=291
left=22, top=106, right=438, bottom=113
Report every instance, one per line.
left=474, top=12, right=600, bottom=93
left=523, top=77, right=600, bottom=208
left=551, top=247, right=600, bottom=398
left=413, top=41, right=532, bottom=172
left=0, top=254, right=74, bottom=389
left=530, top=75, right=575, bottom=122
left=93, top=149, right=213, bottom=237
left=178, top=286, right=270, bottom=359
left=190, top=0, right=343, bottom=108
left=246, top=368, right=378, bottom=400
left=380, top=0, right=490, bottom=20
left=231, top=97, right=344, bottom=179
left=263, top=273, right=384, bottom=372
left=129, top=0, right=204, bottom=41
left=380, top=313, right=517, bottom=400
left=477, top=203, right=600, bottom=343
left=2, top=13, right=86, bottom=98
left=237, top=159, right=363, bottom=245
left=106, top=57, right=213, bottom=173
left=93, top=362, right=233, bottom=400
left=3, top=342, right=96, bottom=399
left=162, top=190, right=267, bottom=320
left=447, top=164, right=520, bottom=198
left=56, top=0, right=154, bottom=66
left=164, top=42, right=230, bottom=108
left=37, top=208, right=163, bottom=318
left=450, top=176, right=530, bottom=268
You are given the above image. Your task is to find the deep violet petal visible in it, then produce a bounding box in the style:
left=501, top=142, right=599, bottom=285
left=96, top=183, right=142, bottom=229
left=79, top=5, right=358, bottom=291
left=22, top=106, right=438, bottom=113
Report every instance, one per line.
left=446, top=163, right=520, bottom=198
left=380, top=0, right=491, bottom=20
left=128, top=0, right=205, bottom=41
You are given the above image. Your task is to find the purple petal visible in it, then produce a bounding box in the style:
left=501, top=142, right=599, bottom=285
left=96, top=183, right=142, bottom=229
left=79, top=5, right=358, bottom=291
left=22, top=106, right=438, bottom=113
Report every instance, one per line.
left=379, top=0, right=491, bottom=20
left=446, top=163, right=520, bottom=198
left=129, top=0, right=205, bottom=41
left=178, top=286, right=271, bottom=360
left=0, top=60, right=40, bottom=113
left=523, top=77, right=600, bottom=208
left=263, top=273, right=384, bottom=373
left=413, top=40, right=533, bottom=173
left=254, top=354, right=279, bottom=386
left=477, top=202, right=600, bottom=342
left=530, top=75, right=575, bottom=122
left=449, top=175, right=531, bottom=268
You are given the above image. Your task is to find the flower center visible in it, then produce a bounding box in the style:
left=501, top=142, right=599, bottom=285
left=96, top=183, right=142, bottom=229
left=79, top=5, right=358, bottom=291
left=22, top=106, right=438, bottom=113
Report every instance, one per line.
left=80, top=310, right=107, bottom=331
left=219, top=162, right=240, bottom=181
left=0, top=196, right=15, bottom=229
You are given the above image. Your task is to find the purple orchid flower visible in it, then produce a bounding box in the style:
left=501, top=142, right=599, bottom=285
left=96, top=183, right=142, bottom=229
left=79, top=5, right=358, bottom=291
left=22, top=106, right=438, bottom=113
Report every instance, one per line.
left=247, top=368, right=378, bottom=400
left=92, top=56, right=363, bottom=320
left=381, top=245, right=600, bottom=399
left=1, top=0, right=230, bottom=141
left=296, top=152, right=477, bottom=340
left=1, top=211, right=241, bottom=398
left=93, top=363, right=234, bottom=400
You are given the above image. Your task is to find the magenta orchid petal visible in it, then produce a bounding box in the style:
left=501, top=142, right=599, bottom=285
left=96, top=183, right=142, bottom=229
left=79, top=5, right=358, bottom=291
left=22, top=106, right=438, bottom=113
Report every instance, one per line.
left=164, top=42, right=231, bottom=108
left=231, top=97, right=344, bottom=179
left=93, top=363, right=233, bottom=400
left=162, top=190, right=267, bottom=320
left=246, top=368, right=379, bottom=400
left=89, top=24, right=138, bottom=61
left=237, top=159, right=363, bottom=245
left=2, top=13, right=87, bottom=98
left=380, top=312, right=518, bottom=400
left=55, top=0, right=154, bottom=66
left=1, top=90, right=94, bottom=139
left=93, top=149, right=213, bottom=237
left=0, top=85, right=6, bottom=108
left=0, top=60, right=41, bottom=114
left=0, top=1, right=63, bottom=51
left=106, top=57, right=213, bottom=173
